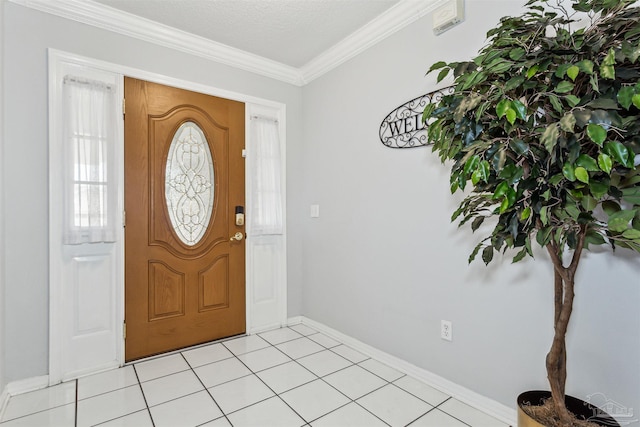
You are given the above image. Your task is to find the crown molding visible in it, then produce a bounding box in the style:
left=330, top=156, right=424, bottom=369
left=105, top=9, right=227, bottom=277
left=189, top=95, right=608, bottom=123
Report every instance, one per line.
left=9, top=0, right=448, bottom=86
left=9, top=0, right=304, bottom=86
left=299, top=0, right=448, bottom=84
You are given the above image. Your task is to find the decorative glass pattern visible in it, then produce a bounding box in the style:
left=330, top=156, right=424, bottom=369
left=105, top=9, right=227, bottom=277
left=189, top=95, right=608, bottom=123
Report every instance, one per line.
left=165, top=121, right=215, bottom=246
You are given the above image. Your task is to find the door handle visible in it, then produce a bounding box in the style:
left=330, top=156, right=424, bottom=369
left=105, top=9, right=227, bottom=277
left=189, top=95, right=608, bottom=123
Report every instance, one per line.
left=230, top=232, right=244, bottom=242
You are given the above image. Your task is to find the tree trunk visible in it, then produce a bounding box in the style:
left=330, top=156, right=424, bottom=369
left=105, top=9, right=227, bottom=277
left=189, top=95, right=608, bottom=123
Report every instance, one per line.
left=544, top=226, right=586, bottom=426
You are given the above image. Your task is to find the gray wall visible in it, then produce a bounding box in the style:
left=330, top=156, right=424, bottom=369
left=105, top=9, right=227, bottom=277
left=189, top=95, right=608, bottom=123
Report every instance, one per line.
left=0, top=0, right=6, bottom=395
left=300, top=0, right=640, bottom=414
left=1, top=2, right=303, bottom=383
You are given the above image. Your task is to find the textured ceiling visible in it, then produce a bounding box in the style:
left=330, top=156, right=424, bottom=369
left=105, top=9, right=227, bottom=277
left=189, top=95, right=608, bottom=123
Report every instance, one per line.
left=92, top=0, right=402, bottom=68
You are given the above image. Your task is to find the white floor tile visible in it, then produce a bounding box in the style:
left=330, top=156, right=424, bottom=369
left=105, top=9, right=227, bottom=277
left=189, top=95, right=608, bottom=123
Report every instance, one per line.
left=200, top=417, right=232, bottom=426
left=393, top=376, right=450, bottom=406
left=409, top=408, right=468, bottom=426
left=227, top=396, right=306, bottom=427
left=78, top=366, right=138, bottom=400
left=275, top=337, right=324, bottom=359
left=311, top=402, right=388, bottom=427
left=77, top=385, right=146, bottom=427
left=280, top=379, right=350, bottom=423
left=237, top=346, right=291, bottom=372
left=98, top=409, right=154, bottom=427
left=307, top=333, right=340, bottom=348
left=297, top=350, right=352, bottom=377
left=182, top=343, right=234, bottom=368
left=149, top=390, right=222, bottom=427
left=222, top=335, right=271, bottom=356
left=357, top=384, right=432, bottom=426
left=330, top=345, right=368, bottom=363
left=259, top=328, right=303, bottom=345
left=256, top=361, right=317, bottom=394
left=0, top=403, right=75, bottom=427
left=2, top=382, right=76, bottom=422
left=140, top=370, right=204, bottom=407
left=288, top=324, right=318, bottom=336
left=194, top=357, right=252, bottom=388
left=358, top=359, right=404, bottom=381
left=438, top=398, right=510, bottom=427
left=323, top=365, right=387, bottom=400
left=208, top=374, right=275, bottom=414
left=134, top=354, right=190, bottom=382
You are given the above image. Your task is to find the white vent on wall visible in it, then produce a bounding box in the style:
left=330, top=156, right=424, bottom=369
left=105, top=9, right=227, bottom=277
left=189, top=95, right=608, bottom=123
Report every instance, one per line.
left=433, top=0, right=465, bottom=35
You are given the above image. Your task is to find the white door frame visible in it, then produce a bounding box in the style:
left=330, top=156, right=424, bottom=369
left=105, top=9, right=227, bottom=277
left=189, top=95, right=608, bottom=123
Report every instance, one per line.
left=48, top=49, right=288, bottom=384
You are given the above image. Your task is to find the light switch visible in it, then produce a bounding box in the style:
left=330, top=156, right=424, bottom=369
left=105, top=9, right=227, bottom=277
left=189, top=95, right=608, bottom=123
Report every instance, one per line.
left=310, top=204, right=320, bottom=218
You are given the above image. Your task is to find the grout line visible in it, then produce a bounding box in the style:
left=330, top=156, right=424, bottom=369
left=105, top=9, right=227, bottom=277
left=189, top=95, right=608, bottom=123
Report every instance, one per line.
left=179, top=352, right=233, bottom=427
left=74, top=379, right=78, bottom=427
left=132, top=364, right=156, bottom=427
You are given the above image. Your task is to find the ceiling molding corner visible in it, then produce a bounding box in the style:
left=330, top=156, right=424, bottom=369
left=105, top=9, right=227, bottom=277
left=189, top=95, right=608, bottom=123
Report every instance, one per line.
left=299, top=0, right=448, bottom=84
left=9, top=0, right=305, bottom=86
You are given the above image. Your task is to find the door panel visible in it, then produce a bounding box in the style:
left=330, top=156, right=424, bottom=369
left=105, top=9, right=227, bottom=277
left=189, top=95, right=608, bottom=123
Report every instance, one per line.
left=124, top=77, right=245, bottom=361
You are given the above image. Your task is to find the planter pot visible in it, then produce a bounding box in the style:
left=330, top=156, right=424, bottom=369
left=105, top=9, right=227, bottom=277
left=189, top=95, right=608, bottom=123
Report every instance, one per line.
left=517, top=391, right=620, bottom=427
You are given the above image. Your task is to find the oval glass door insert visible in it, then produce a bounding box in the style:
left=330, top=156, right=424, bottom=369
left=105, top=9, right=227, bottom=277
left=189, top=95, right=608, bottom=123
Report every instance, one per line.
left=165, top=121, right=215, bottom=246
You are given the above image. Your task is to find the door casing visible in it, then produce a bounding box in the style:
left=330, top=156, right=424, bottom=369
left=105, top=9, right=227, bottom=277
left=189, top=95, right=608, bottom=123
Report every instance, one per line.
left=48, top=49, right=287, bottom=384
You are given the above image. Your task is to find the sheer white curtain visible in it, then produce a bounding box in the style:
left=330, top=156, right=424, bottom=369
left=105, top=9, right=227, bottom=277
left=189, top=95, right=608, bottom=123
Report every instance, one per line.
left=249, top=116, right=283, bottom=236
left=62, top=76, right=118, bottom=244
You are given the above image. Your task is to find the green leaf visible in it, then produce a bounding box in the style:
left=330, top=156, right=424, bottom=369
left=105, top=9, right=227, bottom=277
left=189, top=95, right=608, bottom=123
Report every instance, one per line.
left=506, top=108, right=517, bottom=124
left=471, top=216, right=485, bottom=232
left=511, top=100, right=527, bottom=120
left=560, top=113, right=576, bottom=132
left=609, top=210, right=637, bottom=232
left=542, top=124, right=559, bottom=153
left=617, top=86, right=635, bottom=110
left=581, top=195, right=597, bottom=211
left=567, top=65, right=580, bottom=81
left=509, top=47, right=525, bottom=61
left=496, top=99, right=510, bottom=118
left=622, top=187, right=640, bottom=204
left=512, top=247, right=528, bottom=263
left=576, top=59, right=594, bottom=74
left=622, top=229, right=640, bottom=239
left=468, top=243, right=482, bottom=263
left=563, top=162, right=576, bottom=181
left=598, top=153, right=613, bottom=174
left=536, top=227, right=553, bottom=247
left=439, top=68, right=452, bottom=83
left=482, top=246, right=494, bottom=265
left=575, top=166, right=589, bottom=183
left=504, top=76, right=525, bottom=92
left=464, top=155, right=480, bottom=177
left=565, top=95, right=581, bottom=107
left=540, top=206, right=549, bottom=225
left=526, top=64, right=539, bottom=79
left=471, top=168, right=482, bottom=186
left=555, top=81, right=575, bottom=94
left=521, top=207, right=532, bottom=221
left=549, top=95, right=563, bottom=113
left=602, top=200, right=621, bottom=216
left=576, top=154, right=599, bottom=171
left=428, top=61, right=448, bottom=73
left=585, top=230, right=606, bottom=246
left=587, top=123, right=607, bottom=146
left=493, top=181, right=510, bottom=199
left=509, top=139, right=529, bottom=156
left=590, top=181, right=609, bottom=199
left=601, top=48, right=616, bottom=80
left=604, top=141, right=631, bottom=166
left=633, top=94, right=640, bottom=109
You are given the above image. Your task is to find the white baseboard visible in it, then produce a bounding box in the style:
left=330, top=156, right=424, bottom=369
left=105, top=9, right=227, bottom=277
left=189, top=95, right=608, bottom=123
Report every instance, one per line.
left=293, top=316, right=517, bottom=426
left=0, top=386, right=9, bottom=421
left=0, top=375, right=50, bottom=420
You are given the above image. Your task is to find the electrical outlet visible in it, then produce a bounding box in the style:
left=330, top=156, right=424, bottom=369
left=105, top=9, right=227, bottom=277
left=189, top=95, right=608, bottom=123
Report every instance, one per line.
left=441, top=320, right=452, bottom=341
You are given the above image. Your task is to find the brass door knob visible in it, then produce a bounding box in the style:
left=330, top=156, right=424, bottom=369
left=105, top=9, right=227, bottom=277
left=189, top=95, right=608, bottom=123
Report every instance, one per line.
left=230, top=232, right=244, bottom=242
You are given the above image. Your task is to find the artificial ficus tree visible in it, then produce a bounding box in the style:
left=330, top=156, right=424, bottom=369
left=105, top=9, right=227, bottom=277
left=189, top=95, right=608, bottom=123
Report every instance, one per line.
left=424, top=0, right=640, bottom=425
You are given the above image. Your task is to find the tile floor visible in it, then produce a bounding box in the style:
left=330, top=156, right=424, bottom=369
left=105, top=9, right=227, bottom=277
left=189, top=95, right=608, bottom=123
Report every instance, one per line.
left=0, top=325, right=511, bottom=427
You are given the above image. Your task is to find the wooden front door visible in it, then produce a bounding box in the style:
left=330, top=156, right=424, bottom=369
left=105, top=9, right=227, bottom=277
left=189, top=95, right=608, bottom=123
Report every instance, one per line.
left=124, top=77, right=246, bottom=361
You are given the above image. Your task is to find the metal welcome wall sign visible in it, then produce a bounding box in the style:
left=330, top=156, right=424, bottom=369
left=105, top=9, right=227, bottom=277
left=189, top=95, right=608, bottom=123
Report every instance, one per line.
left=380, top=86, right=454, bottom=148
